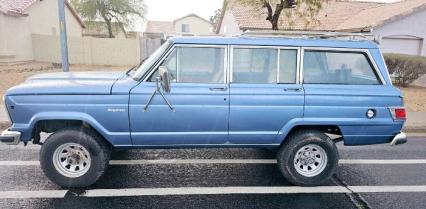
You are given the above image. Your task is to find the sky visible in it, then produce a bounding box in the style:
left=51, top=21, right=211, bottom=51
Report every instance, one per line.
left=136, top=0, right=400, bottom=31
left=144, top=0, right=224, bottom=21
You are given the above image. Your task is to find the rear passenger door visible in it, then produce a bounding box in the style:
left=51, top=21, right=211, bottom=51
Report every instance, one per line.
left=229, top=46, right=304, bottom=145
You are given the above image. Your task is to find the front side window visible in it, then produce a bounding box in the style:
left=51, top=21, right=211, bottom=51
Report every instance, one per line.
left=303, top=50, right=380, bottom=85
left=152, top=46, right=225, bottom=83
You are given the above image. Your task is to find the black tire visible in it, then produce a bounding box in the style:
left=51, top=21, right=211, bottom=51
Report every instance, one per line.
left=40, top=127, right=111, bottom=188
left=277, top=130, right=338, bottom=186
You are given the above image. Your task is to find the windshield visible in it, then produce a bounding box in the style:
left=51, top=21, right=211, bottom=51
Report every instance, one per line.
left=132, top=41, right=171, bottom=80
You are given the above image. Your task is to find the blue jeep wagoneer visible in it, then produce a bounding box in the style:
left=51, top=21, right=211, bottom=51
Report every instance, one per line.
left=0, top=35, right=407, bottom=188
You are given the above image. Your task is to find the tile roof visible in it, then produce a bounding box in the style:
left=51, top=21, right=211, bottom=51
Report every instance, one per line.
left=222, top=0, right=426, bottom=32
left=0, top=0, right=38, bottom=16
left=145, top=21, right=175, bottom=34
left=337, top=0, right=426, bottom=31
left=0, top=0, right=85, bottom=28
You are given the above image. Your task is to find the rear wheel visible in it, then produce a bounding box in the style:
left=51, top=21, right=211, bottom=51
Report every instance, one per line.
left=277, top=130, right=338, bottom=186
left=40, top=128, right=110, bottom=188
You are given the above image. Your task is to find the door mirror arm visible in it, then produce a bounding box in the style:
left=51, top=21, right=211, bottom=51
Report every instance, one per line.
left=143, top=67, right=175, bottom=112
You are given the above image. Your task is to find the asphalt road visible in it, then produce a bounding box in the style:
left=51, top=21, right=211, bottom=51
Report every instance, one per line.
left=0, top=137, right=425, bottom=209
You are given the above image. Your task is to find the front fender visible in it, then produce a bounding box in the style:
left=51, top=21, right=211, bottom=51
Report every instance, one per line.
left=9, top=111, right=131, bottom=146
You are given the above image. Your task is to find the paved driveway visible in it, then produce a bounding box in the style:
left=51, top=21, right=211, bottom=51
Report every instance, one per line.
left=0, top=136, right=426, bottom=209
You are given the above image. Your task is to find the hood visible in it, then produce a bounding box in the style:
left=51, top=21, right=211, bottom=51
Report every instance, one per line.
left=6, top=71, right=125, bottom=96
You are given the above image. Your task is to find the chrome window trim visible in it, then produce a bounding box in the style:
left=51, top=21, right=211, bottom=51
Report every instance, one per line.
left=379, top=51, right=392, bottom=85
left=276, top=49, right=281, bottom=83
left=297, top=47, right=302, bottom=84
left=229, top=45, right=300, bottom=84
left=143, top=44, right=229, bottom=84
left=300, top=47, right=386, bottom=85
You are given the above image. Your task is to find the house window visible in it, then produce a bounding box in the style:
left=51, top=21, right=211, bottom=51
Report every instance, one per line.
left=181, top=24, right=190, bottom=33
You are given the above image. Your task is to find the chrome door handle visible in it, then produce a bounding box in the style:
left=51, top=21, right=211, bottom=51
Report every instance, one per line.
left=209, top=87, right=228, bottom=91
left=283, top=88, right=303, bottom=92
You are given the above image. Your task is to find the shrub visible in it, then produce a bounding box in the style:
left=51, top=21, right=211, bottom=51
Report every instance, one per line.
left=384, top=53, right=426, bottom=87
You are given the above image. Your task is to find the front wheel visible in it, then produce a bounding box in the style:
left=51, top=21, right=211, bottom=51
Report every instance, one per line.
left=277, top=130, right=338, bottom=186
left=40, top=128, right=110, bottom=188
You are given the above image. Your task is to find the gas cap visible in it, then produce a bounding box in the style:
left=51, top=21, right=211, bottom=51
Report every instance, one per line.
left=366, top=109, right=376, bottom=119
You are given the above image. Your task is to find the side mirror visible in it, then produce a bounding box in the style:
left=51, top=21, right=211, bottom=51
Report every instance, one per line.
left=158, top=66, right=171, bottom=93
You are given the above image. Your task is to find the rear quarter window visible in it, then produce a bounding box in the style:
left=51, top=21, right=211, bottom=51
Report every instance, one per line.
left=303, top=50, right=381, bottom=85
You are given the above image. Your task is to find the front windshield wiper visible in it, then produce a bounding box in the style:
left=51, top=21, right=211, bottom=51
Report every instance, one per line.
left=126, top=58, right=148, bottom=76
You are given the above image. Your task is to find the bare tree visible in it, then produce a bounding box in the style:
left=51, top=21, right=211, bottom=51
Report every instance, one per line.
left=71, top=0, right=146, bottom=38
left=236, top=0, right=325, bottom=30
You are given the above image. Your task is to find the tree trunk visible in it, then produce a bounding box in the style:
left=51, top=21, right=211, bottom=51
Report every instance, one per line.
left=271, top=19, right=279, bottom=30
left=264, top=1, right=284, bottom=30
left=105, top=20, right=114, bottom=38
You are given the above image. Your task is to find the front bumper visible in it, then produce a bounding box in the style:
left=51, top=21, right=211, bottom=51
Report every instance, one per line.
left=390, top=132, right=407, bottom=146
left=0, top=129, right=21, bottom=145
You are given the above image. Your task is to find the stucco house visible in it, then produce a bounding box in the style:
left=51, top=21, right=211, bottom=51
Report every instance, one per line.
left=217, top=0, right=426, bottom=56
left=141, top=13, right=215, bottom=60
left=145, top=13, right=214, bottom=36
left=0, top=0, right=85, bottom=64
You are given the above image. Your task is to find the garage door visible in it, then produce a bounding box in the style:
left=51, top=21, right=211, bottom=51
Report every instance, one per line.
left=380, top=38, right=422, bottom=55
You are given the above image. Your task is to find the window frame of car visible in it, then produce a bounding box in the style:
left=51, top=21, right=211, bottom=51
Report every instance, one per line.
left=300, top=47, right=386, bottom=85
left=144, top=44, right=228, bottom=84
left=141, top=44, right=386, bottom=86
left=229, top=45, right=301, bottom=84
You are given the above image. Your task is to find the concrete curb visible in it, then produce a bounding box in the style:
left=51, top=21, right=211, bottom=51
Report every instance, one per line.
left=403, top=126, right=426, bottom=133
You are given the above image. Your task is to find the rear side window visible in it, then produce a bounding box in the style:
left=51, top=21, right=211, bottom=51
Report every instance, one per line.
left=232, top=48, right=298, bottom=84
left=152, top=46, right=225, bottom=83
left=233, top=48, right=277, bottom=84
left=303, top=51, right=380, bottom=85
left=279, top=49, right=298, bottom=84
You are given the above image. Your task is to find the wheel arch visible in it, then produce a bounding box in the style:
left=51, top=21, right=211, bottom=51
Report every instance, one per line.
left=276, top=123, right=343, bottom=146
left=28, top=112, right=117, bottom=146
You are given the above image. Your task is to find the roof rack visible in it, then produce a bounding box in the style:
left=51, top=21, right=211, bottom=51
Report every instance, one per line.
left=241, top=30, right=379, bottom=43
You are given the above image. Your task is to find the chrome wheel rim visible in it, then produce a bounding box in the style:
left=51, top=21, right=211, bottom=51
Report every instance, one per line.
left=53, top=143, right=91, bottom=178
left=293, top=144, right=328, bottom=177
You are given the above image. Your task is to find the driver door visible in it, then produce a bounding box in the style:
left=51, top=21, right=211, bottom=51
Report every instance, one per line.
left=129, top=45, right=229, bottom=146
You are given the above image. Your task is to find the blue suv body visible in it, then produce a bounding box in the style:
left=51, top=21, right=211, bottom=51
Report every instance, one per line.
left=1, top=36, right=406, bottom=188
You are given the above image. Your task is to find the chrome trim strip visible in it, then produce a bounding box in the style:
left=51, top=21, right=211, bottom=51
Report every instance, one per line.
left=299, top=48, right=304, bottom=84
left=296, top=47, right=302, bottom=84
left=379, top=51, right=392, bottom=85
left=276, top=49, right=280, bottom=84
left=300, top=47, right=386, bottom=85
left=132, top=131, right=277, bottom=136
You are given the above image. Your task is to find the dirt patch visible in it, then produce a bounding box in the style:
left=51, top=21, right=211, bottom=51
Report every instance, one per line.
left=400, top=86, right=426, bottom=112
left=0, top=62, right=130, bottom=97
left=0, top=122, right=10, bottom=131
